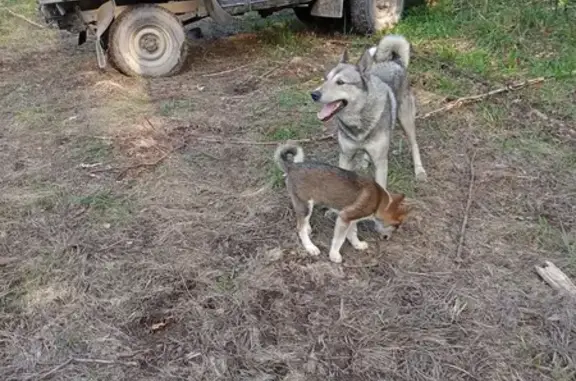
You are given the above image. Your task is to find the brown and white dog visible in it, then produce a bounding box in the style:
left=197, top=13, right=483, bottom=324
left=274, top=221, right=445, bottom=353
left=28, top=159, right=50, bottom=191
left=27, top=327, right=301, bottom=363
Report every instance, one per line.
left=275, top=143, right=409, bottom=263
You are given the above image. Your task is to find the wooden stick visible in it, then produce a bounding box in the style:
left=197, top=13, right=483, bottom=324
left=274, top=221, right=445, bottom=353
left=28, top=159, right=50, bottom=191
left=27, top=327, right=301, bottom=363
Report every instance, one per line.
left=115, top=143, right=185, bottom=180
left=202, top=63, right=253, bottom=77
left=416, top=77, right=546, bottom=120
left=187, top=133, right=334, bottom=146
left=1, top=7, right=46, bottom=29
left=456, top=150, right=477, bottom=262
left=535, top=260, right=576, bottom=297
left=32, top=357, right=138, bottom=381
left=86, top=143, right=186, bottom=179
left=72, top=357, right=139, bottom=366
left=33, top=359, right=73, bottom=381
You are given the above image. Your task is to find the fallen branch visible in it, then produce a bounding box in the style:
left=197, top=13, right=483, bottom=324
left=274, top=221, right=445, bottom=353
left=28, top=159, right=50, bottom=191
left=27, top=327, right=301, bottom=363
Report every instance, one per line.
left=72, top=357, right=139, bottom=366
left=1, top=7, right=46, bottom=29
left=32, top=357, right=138, bottom=381
left=417, top=77, right=546, bottom=120
left=33, top=359, right=73, bottom=381
left=187, top=133, right=334, bottom=146
left=202, top=63, right=253, bottom=77
left=456, top=150, right=477, bottom=262
left=535, top=260, right=576, bottom=297
left=115, top=144, right=185, bottom=180
left=87, top=143, right=186, bottom=179
left=259, top=64, right=282, bottom=80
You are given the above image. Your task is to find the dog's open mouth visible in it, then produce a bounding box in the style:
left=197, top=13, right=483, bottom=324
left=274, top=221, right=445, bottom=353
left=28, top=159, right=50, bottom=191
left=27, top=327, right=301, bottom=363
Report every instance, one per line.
left=317, top=100, right=346, bottom=122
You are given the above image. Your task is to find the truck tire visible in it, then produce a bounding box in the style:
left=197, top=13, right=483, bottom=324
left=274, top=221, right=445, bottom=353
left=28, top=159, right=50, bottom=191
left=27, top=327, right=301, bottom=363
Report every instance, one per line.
left=349, top=0, right=404, bottom=34
left=108, top=5, right=188, bottom=77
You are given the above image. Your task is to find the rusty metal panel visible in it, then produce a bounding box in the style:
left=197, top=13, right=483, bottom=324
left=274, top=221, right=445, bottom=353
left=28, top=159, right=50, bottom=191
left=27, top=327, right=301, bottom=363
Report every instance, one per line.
left=217, top=0, right=267, bottom=7
left=310, top=0, right=343, bottom=18
left=80, top=0, right=199, bottom=23
left=161, top=0, right=200, bottom=13
left=38, top=0, right=79, bottom=4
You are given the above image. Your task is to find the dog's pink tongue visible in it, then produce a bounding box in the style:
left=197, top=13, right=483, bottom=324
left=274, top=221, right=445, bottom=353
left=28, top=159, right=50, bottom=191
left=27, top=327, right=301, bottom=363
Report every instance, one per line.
left=317, top=101, right=341, bottom=121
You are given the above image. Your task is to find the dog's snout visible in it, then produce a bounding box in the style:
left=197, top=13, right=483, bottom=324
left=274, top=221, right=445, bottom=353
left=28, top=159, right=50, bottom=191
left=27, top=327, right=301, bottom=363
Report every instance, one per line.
left=310, top=91, right=321, bottom=102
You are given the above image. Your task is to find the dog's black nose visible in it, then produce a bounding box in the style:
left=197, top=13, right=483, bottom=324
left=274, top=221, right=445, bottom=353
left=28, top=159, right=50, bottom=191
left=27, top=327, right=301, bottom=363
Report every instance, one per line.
left=310, top=91, right=321, bottom=102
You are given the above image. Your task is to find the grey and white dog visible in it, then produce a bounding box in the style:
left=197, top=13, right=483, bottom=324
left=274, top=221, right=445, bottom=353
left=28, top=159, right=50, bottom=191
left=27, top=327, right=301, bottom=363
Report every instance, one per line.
left=311, top=34, right=427, bottom=190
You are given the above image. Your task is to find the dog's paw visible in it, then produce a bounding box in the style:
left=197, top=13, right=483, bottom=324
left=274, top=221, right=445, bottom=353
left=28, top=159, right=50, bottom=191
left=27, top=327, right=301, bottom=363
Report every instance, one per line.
left=305, top=244, right=321, bottom=256
left=329, top=251, right=343, bottom=263
left=352, top=240, right=369, bottom=250
left=415, top=168, right=428, bottom=182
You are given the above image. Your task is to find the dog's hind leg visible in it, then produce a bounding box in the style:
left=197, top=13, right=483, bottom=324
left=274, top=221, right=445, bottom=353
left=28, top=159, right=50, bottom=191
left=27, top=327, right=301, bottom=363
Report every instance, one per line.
left=398, top=93, right=427, bottom=181
left=292, top=196, right=320, bottom=256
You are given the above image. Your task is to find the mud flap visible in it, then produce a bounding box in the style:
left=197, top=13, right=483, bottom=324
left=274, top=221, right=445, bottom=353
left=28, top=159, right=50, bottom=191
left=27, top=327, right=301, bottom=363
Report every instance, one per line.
left=204, top=0, right=234, bottom=24
left=311, top=0, right=343, bottom=18
left=95, top=0, right=116, bottom=69
left=78, top=30, right=87, bottom=45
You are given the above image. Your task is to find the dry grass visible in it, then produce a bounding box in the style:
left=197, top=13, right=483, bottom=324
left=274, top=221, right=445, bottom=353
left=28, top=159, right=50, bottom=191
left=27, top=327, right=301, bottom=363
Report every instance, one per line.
left=1, top=2, right=576, bottom=381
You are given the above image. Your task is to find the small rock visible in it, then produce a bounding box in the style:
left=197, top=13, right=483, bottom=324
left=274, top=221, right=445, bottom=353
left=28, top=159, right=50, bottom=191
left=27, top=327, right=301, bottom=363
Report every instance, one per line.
left=290, top=56, right=304, bottom=65
left=265, top=248, right=284, bottom=262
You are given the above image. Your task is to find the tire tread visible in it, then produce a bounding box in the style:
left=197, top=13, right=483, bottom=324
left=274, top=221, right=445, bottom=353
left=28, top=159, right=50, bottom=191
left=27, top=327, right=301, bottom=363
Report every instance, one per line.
left=108, top=4, right=188, bottom=77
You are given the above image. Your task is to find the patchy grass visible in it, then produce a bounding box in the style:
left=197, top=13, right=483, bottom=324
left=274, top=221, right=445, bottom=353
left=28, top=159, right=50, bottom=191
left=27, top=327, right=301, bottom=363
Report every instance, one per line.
left=397, top=0, right=576, bottom=77
left=0, top=0, right=58, bottom=49
left=1, top=1, right=576, bottom=381
left=263, top=87, right=322, bottom=140
left=159, top=98, right=195, bottom=117
left=267, top=163, right=285, bottom=189
left=70, top=137, right=113, bottom=162
left=537, top=216, right=576, bottom=261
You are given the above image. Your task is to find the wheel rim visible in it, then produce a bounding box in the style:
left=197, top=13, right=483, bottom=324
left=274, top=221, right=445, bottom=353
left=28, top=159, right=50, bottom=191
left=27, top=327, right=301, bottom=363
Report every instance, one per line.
left=373, top=0, right=403, bottom=30
left=128, top=24, right=174, bottom=70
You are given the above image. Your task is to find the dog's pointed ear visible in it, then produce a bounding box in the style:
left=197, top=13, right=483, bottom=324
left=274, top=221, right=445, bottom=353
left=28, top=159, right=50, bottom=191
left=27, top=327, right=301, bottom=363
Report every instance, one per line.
left=339, top=49, right=349, bottom=63
left=391, top=193, right=405, bottom=207
left=357, top=48, right=373, bottom=74
left=357, top=49, right=373, bottom=89
left=360, top=74, right=369, bottom=90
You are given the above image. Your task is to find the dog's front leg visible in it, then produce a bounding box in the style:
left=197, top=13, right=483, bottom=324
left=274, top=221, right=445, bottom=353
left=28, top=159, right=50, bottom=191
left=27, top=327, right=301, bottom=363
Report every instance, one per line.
left=338, top=151, right=355, bottom=170
left=346, top=221, right=369, bottom=250
left=329, top=217, right=352, bottom=263
left=373, top=157, right=389, bottom=190
left=367, top=149, right=393, bottom=237
left=366, top=141, right=389, bottom=189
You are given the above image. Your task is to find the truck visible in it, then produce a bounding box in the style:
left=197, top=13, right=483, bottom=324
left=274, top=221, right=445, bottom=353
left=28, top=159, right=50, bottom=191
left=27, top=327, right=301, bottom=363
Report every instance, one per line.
left=38, top=0, right=407, bottom=77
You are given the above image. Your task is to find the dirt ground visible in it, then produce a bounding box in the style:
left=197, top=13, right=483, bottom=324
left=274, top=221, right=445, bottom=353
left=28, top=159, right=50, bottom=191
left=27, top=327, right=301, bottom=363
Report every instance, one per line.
left=1, top=5, right=576, bottom=381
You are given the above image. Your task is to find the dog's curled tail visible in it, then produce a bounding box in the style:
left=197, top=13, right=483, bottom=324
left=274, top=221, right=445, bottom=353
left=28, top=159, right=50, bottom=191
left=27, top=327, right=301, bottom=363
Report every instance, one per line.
left=274, top=143, right=304, bottom=173
left=375, top=34, right=410, bottom=68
